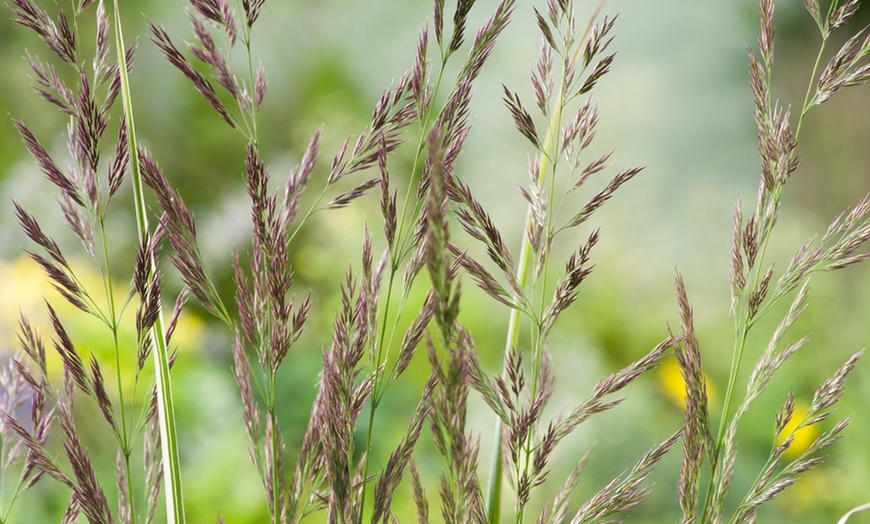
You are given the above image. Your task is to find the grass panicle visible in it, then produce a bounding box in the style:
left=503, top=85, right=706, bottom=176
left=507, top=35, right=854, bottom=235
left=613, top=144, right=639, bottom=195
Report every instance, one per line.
left=3, top=0, right=190, bottom=520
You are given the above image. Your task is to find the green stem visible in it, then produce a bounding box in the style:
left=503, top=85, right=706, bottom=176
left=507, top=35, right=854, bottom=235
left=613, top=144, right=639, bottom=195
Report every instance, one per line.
left=359, top=268, right=397, bottom=524
left=394, top=63, right=447, bottom=261
left=113, top=3, right=185, bottom=523
left=797, top=35, right=828, bottom=138
left=728, top=411, right=813, bottom=524
left=269, top=407, right=280, bottom=524
left=245, top=39, right=259, bottom=148
left=97, top=218, right=128, bottom=437
left=358, top=56, right=451, bottom=522
left=714, top=210, right=777, bottom=456
left=124, top=453, right=136, bottom=524
left=715, top=317, right=748, bottom=453
left=0, top=478, right=25, bottom=524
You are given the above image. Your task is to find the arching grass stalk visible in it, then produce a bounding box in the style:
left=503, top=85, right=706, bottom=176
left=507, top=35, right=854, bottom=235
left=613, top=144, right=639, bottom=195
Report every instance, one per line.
left=685, top=2, right=870, bottom=521
left=113, top=2, right=186, bottom=522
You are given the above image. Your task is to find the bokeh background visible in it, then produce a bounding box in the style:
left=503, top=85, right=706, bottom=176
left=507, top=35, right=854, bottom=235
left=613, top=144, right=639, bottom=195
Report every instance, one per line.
left=1, top=0, right=869, bottom=522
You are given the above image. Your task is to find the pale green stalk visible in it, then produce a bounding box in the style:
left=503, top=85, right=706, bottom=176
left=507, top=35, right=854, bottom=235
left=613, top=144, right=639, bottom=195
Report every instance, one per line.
left=113, top=3, right=186, bottom=523
left=96, top=217, right=138, bottom=519
left=838, top=503, right=870, bottom=524
left=0, top=477, right=25, bottom=523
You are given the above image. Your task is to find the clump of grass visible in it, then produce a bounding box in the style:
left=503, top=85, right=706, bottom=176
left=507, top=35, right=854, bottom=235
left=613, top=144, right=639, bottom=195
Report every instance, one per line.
left=146, top=0, right=678, bottom=521
left=2, top=0, right=869, bottom=523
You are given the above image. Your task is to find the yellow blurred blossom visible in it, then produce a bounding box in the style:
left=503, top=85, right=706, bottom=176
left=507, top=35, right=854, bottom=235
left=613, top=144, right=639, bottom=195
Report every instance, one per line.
left=0, top=255, right=205, bottom=392
left=775, top=399, right=819, bottom=458
left=658, top=357, right=716, bottom=407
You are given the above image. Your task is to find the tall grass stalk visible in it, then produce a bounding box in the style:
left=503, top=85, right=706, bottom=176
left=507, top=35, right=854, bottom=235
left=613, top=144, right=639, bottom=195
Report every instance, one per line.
left=674, top=1, right=870, bottom=522
left=484, top=4, right=604, bottom=520
left=112, top=2, right=186, bottom=522
left=3, top=0, right=187, bottom=522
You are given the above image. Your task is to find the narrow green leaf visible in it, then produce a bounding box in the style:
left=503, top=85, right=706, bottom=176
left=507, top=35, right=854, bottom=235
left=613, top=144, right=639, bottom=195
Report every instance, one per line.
left=113, top=2, right=186, bottom=523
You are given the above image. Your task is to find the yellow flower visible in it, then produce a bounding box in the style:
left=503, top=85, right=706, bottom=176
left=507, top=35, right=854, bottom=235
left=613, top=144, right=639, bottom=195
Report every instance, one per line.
left=775, top=399, right=819, bottom=458
left=1, top=255, right=205, bottom=392
left=658, top=357, right=716, bottom=407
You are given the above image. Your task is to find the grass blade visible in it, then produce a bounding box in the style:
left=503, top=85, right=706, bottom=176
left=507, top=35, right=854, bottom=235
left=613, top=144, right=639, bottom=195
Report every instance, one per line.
left=112, top=2, right=186, bottom=522
left=838, top=502, right=870, bottom=524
